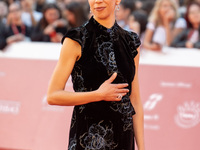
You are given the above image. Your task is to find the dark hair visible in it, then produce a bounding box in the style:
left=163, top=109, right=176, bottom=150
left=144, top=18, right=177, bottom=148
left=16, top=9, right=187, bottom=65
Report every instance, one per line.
left=131, top=10, right=148, bottom=35
left=120, top=0, right=135, bottom=12
left=65, top=2, right=88, bottom=28
left=185, top=1, right=200, bottom=28
left=141, top=1, right=155, bottom=15
left=40, top=3, right=62, bottom=29
left=184, top=0, right=200, bottom=6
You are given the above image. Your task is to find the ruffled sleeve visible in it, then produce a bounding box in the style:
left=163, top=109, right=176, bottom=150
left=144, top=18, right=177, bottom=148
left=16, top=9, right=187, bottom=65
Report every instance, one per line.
left=126, top=31, right=141, bottom=59
left=128, top=31, right=141, bottom=49
left=61, top=27, right=83, bottom=46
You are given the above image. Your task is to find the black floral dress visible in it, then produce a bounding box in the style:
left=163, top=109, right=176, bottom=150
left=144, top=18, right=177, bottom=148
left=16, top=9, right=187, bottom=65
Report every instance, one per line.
left=61, top=16, right=141, bottom=150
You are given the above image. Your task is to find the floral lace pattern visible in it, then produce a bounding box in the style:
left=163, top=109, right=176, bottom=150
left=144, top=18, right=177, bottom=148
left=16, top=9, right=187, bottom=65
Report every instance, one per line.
left=127, top=31, right=140, bottom=58
left=68, top=134, right=77, bottom=150
left=110, top=95, right=135, bottom=131
left=71, top=65, right=86, bottom=92
left=80, top=120, right=118, bottom=150
left=94, top=35, right=118, bottom=76
left=70, top=110, right=76, bottom=129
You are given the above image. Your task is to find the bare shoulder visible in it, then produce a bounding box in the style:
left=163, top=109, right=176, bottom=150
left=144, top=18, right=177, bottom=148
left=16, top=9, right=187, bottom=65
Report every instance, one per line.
left=60, top=38, right=82, bottom=62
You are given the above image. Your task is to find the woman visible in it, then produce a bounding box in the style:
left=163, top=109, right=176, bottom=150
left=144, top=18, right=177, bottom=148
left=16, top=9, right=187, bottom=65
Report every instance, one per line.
left=171, top=2, right=200, bottom=49
left=64, top=2, right=88, bottom=28
left=47, top=0, right=144, bottom=150
left=31, top=3, right=67, bottom=43
left=143, top=0, right=182, bottom=51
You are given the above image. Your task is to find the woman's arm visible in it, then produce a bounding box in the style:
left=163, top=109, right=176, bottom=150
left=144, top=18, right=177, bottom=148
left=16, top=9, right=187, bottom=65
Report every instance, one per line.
left=130, top=47, right=145, bottom=150
left=143, top=28, right=161, bottom=51
left=164, top=23, right=173, bottom=46
left=47, top=38, right=129, bottom=106
left=163, top=9, right=176, bottom=46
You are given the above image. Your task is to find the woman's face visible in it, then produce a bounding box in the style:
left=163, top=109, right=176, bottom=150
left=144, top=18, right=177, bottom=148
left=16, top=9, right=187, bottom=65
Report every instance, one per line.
left=65, top=10, right=76, bottom=26
left=44, top=8, right=60, bottom=24
left=188, top=4, right=200, bottom=26
left=9, top=4, right=21, bottom=22
left=128, top=15, right=135, bottom=26
left=20, top=0, right=33, bottom=12
left=88, top=0, right=121, bottom=20
left=0, top=2, right=8, bottom=17
left=159, top=0, right=173, bottom=18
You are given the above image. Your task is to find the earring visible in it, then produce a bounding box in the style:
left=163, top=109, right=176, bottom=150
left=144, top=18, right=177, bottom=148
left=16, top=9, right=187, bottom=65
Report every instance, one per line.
left=116, top=5, right=120, bottom=11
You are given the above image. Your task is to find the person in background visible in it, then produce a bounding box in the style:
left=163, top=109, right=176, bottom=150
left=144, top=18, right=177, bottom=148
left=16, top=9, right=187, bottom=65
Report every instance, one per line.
left=31, top=3, right=67, bottom=43
left=116, top=0, right=135, bottom=31
left=64, top=2, right=88, bottom=29
left=64, top=0, right=72, bottom=5
left=185, top=0, right=200, bottom=6
left=171, top=2, right=200, bottom=49
left=4, top=0, right=15, bottom=6
left=35, top=0, right=46, bottom=12
left=20, top=0, right=42, bottom=27
left=140, top=1, right=155, bottom=16
left=0, top=19, right=7, bottom=50
left=0, top=2, right=31, bottom=50
left=128, top=10, right=148, bottom=38
left=56, top=0, right=66, bottom=13
left=135, top=0, right=143, bottom=10
left=143, top=0, right=184, bottom=51
left=0, top=1, right=8, bottom=24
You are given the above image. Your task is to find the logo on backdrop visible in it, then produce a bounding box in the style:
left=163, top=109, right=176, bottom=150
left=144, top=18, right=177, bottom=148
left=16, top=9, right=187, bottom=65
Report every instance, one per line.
left=175, top=101, right=200, bottom=129
left=144, top=93, right=163, bottom=130
left=144, top=94, right=163, bottom=111
left=160, top=81, right=192, bottom=89
left=0, top=100, right=20, bottom=115
left=0, top=71, right=6, bottom=77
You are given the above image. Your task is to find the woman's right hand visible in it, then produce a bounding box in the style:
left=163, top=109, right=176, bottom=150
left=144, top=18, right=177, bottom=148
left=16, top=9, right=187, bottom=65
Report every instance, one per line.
left=44, top=25, right=55, bottom=35
left=164, top=8, right=175, bottom=26
left=96, top=72, right=129, bottom=102
left=6, top=34, right=25, bottom=44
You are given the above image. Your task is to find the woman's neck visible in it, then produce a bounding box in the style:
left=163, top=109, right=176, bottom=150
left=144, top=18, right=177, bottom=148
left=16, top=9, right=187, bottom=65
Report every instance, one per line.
left=192, top=23, right=199, bottom=29
left=93, top=14, right=115, bottom=29
left=12, top=19, right=22, bottom=26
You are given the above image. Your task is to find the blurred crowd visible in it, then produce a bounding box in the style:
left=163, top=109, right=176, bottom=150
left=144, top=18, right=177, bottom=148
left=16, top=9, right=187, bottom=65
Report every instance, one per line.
left=0, top=0, right=199, bottom=51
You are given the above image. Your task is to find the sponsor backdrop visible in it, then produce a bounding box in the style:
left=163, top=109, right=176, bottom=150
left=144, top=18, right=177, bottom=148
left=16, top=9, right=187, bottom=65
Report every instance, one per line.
left=0, top=58, right=199, bottom=150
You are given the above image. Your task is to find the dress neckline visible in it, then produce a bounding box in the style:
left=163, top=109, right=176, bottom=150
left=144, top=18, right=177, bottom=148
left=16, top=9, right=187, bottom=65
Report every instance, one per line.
left=90, top=16, right=118, bottom=33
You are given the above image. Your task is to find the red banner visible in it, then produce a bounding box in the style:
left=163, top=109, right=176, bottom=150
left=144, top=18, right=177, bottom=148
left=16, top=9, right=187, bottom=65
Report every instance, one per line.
left=0, top=58, right=199, bottom=150
left=140, top=65, right=200, bottom=150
